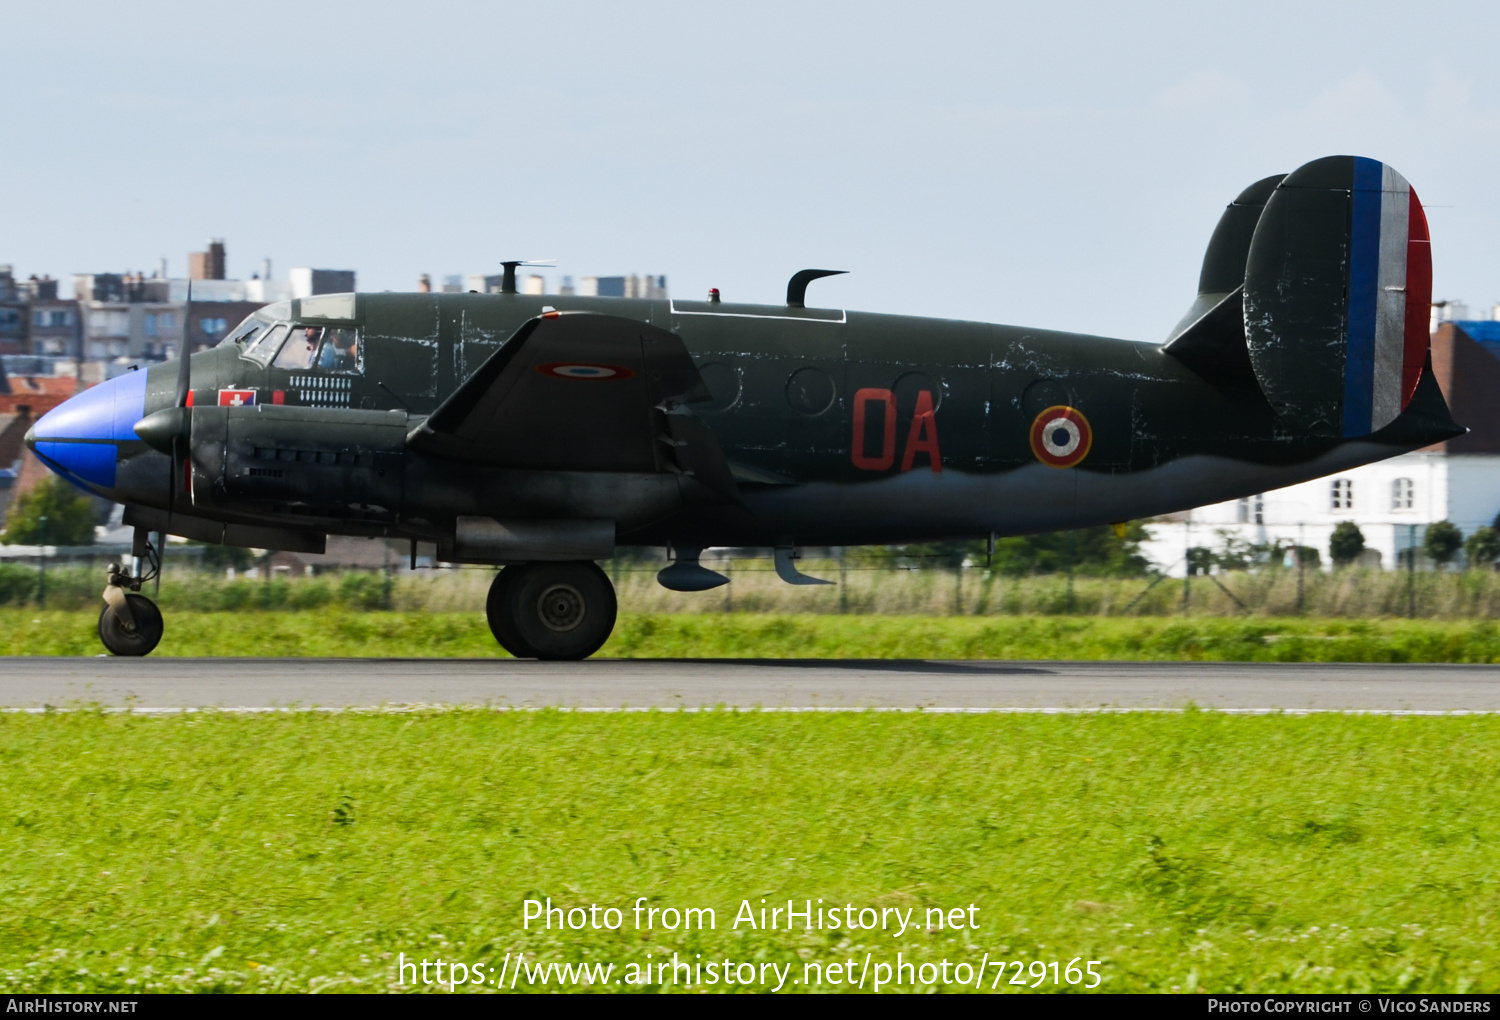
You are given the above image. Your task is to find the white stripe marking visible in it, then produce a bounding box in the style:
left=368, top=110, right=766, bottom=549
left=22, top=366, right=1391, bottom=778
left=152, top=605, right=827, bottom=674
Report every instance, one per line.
left=1371, top=163, right=1410, bottom=430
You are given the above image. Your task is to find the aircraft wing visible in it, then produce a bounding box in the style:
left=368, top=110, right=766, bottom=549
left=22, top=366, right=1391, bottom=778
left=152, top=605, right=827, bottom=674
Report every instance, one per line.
left=407, top=312, right=739, bottom=500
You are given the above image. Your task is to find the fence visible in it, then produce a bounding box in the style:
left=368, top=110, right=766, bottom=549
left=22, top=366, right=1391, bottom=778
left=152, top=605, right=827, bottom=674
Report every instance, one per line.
left=3, top=551, right=1500, bottom=618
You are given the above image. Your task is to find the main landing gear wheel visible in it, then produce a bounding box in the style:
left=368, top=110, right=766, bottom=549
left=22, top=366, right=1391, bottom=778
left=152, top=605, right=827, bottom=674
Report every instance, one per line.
left=486, top=562, right=617, bottom=661
left=98, top=594, right=164, bottom=657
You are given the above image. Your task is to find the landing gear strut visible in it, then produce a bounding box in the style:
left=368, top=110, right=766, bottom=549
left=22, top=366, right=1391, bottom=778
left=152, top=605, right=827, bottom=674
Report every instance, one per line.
left=486, top=561, right=617, bottom=660
left=98, top=533, right=164, bottom=657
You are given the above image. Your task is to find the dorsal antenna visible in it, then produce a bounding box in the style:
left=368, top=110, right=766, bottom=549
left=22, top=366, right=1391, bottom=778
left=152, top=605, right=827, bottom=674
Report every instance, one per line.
left=786, top=269, right=847, bottom=308
left=498, top=259, right=556, bottom=294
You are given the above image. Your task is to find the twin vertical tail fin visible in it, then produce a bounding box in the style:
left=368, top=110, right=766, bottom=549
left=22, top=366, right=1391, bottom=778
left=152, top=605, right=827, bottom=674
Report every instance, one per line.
left=1166, top=155, right=1439, bottom=439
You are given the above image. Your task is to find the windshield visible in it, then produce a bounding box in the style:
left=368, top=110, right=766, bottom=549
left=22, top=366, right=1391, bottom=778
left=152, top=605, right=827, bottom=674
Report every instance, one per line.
left=222, top=313, right=270, bottom=348
left=243, top=323, right=289, bottom=367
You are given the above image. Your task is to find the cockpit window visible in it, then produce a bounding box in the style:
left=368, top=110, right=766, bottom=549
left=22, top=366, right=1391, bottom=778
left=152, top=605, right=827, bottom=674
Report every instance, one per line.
left=244, top=323, right=289, bottom=367
left=274, top=326, right=322, bottom=370
left=223, top=314, right=270, bottom=348
left=317, top=327, right=361, bottom=374
left=272, top=325, right=362, bottom=375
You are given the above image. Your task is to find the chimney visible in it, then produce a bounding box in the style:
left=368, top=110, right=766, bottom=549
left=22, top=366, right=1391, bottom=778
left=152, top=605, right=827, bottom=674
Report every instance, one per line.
left=188, top=238, right=227, bottom=280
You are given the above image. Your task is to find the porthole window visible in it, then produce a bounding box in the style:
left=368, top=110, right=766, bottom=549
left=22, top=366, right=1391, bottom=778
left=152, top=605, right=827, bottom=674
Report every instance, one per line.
left=696, top=361, right=742, bottom=412
left=785, top=366, right=836, bottom=416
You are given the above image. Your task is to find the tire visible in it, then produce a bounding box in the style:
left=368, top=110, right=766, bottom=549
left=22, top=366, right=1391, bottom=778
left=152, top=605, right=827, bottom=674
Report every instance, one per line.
left=486, top=567, right=541, bottom=659
left=487, top=562, right=617, bottom=661
left=97, top=594, right=165, bottom=657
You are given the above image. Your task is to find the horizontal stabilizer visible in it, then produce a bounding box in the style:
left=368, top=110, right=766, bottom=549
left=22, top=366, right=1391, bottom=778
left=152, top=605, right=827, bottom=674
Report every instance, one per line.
left=1163, top=175, right=1282, bottom=390
left=1161, top=285, right=1258, bottom=390
left=1167, top=174, right=1284, bottom=345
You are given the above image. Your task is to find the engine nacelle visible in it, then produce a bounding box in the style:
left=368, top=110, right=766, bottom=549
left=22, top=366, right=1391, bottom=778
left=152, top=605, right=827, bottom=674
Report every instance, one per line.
left=190, top=405, right=407, bottom=524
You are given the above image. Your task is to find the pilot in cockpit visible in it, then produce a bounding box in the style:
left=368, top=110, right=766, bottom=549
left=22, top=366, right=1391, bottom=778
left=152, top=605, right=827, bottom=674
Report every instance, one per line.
left=319, top=329, right=357, bottom=372
left=274, top=327, right=321, bottom=370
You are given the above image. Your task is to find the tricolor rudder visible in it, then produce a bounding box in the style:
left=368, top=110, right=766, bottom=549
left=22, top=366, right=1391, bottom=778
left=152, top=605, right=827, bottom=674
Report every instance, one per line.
left=1242, top=155, right=1433, bottom=438
left=1343, top=158, right=1431, bottom=436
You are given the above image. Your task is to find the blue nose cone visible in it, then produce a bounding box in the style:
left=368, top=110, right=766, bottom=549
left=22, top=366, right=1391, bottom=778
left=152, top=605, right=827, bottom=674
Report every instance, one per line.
left=25, top=369, right=150, bottom=492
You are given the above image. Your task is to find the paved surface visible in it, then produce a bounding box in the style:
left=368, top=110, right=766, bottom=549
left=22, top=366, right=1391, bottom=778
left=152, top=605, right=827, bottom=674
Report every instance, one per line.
left=2, top=658, right=1499, bottom=711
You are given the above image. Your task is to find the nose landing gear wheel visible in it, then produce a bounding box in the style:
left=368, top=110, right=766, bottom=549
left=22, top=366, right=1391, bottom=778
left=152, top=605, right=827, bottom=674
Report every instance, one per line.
left=98, top=594, right=165, bottom=657
left=486, top=562, right=617, bottom=660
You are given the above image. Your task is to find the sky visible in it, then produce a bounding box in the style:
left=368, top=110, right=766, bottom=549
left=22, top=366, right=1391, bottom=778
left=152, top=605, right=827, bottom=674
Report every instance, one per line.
left=4, top=0, right=1500, bottom=341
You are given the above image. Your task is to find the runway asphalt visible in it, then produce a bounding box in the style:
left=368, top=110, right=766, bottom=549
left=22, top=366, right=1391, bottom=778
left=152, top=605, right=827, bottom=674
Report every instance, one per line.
left=2, top=657, right=1499, bottom=712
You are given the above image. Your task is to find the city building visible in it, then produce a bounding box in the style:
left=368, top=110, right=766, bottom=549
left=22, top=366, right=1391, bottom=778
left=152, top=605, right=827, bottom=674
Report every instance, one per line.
left=576, top=274, right=668, bottom=299
left=73, top=241, right=354, bottom=366
left=462, top=273, right=547, bottom=294
left=73, top=271, right=184, bottom=362
left=28, top=272, right=80, bottom=359
left=0, top=266, right=30, bottom=356
left=456, top=272, right=668, bottom=298
left=1141, top=320, right=1500, bottom=573
left=289, top=268, right=355, bottom=298
left=188, top=239, right=226, bottom=281
left=0, top=359, right=81, bottom=528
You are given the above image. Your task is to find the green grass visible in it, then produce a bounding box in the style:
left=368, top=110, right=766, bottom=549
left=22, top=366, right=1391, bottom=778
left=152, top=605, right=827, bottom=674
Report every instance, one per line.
left=0, top=710, right=1496, bottom=993
left=6, top=609, right=1500, bottom=662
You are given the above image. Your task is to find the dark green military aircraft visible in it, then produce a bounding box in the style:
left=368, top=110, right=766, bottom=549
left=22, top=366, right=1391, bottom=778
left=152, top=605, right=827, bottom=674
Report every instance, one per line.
left=27, top=155, right=1460, bottom=658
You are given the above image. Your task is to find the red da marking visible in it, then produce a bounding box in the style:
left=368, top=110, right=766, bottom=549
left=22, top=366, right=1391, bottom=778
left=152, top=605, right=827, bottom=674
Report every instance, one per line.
left=851, top=388, right=943, bottom=472
left=900, top=390, right=942, bottom=473
left=536, top=362, right=634, bottom=380
left=1029, top=405, right=1092, bottom=469
left=851, top=388, right=897, bottom=470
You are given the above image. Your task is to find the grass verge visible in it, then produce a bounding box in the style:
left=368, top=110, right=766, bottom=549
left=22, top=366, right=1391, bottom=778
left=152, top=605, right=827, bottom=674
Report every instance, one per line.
left=0, top=710, right=1494, bottom=993
left=5, top=610, right=1500, bottom=662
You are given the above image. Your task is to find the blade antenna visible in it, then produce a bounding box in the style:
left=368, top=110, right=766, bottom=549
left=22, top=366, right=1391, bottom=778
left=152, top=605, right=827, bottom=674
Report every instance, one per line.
left=498, top=259, right=556, bottom=294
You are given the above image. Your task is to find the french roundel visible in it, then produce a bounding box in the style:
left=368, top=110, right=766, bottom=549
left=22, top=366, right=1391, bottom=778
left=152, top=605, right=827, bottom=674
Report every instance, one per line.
left=1029, top=405, right=1093, bottom=468
left=536, top=362, right=634, bottom=380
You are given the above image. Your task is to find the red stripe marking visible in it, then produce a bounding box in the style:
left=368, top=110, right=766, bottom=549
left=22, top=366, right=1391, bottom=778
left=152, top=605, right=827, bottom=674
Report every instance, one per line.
left=1401, top=187, right=1432, bottom=409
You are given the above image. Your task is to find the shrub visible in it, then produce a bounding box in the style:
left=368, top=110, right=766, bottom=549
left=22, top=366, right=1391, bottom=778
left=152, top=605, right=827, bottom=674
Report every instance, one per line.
left=1, top=478, right=96, bottom=546
left=0, top=563, right=37, bottom=604
left=1466, top=527, right=1500, bottom=571
left=1424, top=520, right=1464, bottom=566
left=1329, top=522, right=1365, bottom=567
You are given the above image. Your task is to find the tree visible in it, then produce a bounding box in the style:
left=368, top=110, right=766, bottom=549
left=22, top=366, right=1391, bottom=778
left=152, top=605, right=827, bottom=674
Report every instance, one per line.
left=1292, top=545, right=1321, bottom=569
left=1465, top=526, right=1500, bottom=571
left=0, top=477, right=96, bottom=545
left=1328, top=521, right=1365, bottom=567
left=192, top=541, right=255, bottom=571
left=1423, top=520, right=1464, bottom=567
left=987, top=522, right=1151, bottom=577
left=853, top=522, right=1151, bottom=578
